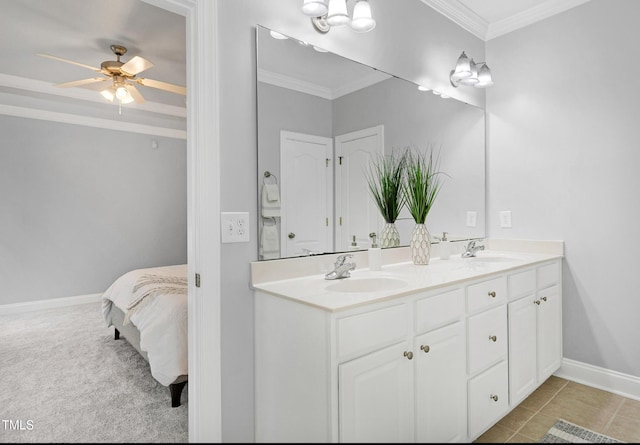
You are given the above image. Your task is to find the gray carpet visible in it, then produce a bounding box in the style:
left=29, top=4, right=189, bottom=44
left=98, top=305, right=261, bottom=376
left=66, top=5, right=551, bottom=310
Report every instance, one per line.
left=0, top=302, right=188, bottom=443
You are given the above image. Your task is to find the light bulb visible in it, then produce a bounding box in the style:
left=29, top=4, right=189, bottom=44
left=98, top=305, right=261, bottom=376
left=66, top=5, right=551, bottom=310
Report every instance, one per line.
left=418, top=85, right=430, bottom=92
left=326, top=0, right=349, bottom=26
left=351, top=0, right=375, bottom=32
left=115, top=85, right=130, bottom=100
left=301, top=0, right=328, bottom=17
left=460, top=59, right=479, bottom=86
left=269, top=30, right=289, bottom=40
left=100, top=89, right=115, bottom=102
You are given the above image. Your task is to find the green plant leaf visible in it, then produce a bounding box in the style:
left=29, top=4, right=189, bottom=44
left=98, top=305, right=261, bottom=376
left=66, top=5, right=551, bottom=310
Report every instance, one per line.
left=365, top=150, right=407, bottom=224
left=402, top=144, right=448, bottom=224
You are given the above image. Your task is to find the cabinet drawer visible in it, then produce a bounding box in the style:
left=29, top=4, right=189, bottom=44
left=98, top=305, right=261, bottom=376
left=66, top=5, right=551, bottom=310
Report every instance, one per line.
left=508, top=269, right=535, bottom=301
left=466, top=276, right=507, bottom=314
left=415, top=288, right=464, bottom=333
left=468, top=360, right=509, bottom=440
left=538, top=262, right=559, bottom=289
left=467, top=305, right=507, bottom=375
left=337, top=303, right=409, bottom=360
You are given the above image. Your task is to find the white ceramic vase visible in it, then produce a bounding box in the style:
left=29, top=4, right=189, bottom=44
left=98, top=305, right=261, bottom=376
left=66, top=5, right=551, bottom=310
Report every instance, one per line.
left=410, top=223, right=431, bottom=265
left=380, top=222, right=400, bottom=248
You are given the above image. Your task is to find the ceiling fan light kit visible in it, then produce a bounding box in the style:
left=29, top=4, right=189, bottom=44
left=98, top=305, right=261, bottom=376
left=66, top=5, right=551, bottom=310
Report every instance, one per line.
left=37, top=43, right=186, bottom=107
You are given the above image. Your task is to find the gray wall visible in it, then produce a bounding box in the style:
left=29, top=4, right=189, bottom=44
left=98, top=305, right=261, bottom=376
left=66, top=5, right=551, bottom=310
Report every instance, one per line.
left=0, top=116, right=187, bottom=304
left=486, top=0, right=640, bottom=377
left=216, top=0, right=484, bottom=441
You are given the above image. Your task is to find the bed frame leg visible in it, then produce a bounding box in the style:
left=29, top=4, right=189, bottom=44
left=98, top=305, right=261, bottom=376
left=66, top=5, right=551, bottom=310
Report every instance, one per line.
left=114, top=328, right=120, bottom=340
left=170, top=381, right=188, bottom=408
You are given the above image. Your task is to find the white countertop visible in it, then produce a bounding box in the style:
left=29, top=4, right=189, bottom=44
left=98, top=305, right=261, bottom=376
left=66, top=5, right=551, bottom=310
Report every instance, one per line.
left=252, top=248, right=563, bottom=312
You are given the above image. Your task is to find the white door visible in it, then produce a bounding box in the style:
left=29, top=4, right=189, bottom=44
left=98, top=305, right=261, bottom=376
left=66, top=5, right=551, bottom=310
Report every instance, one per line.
left=339, top=342, right=414, bottom=443
left=280, top=131, right=333, bottom=257
left=335, top=125, right=384, bottom=251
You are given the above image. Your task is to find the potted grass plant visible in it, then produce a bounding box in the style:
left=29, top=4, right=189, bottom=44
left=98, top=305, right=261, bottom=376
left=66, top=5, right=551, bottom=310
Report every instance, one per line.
left=365, top=150, right=407, bottom=248
left=403, top=145, right=447, bottom=264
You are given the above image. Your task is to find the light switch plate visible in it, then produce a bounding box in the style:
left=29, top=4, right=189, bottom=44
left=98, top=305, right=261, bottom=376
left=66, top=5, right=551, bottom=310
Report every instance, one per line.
left=499, top=210, right=512, bottom=228
left=466, top=211, right=477, bottom=227
left=221, top=212, right=250, bottom=243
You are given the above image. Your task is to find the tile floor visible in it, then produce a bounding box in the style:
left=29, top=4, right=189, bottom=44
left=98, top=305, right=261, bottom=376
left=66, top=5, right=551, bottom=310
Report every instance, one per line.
left=475, top=376, right=640, bottom=443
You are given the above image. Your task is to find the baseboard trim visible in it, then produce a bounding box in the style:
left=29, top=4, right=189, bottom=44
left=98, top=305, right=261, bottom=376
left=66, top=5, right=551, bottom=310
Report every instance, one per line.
left=555, top=358, right=640, bottom=402
left=0, top=293, right=102, bottom=315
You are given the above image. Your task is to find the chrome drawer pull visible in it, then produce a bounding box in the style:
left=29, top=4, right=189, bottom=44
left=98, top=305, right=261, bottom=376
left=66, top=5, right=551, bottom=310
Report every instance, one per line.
left=488, top=291, right=496, bottom=298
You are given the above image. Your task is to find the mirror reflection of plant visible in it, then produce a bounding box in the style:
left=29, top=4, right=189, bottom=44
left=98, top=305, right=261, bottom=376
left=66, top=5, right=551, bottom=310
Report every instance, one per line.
left=365, top=150, right=407, bottom=224
left=403, top=145, right=448, bottom=225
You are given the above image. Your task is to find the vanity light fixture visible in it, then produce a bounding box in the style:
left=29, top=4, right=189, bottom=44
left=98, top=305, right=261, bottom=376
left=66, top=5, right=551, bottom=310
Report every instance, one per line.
left=449, top=51, right=494, bottom=88
left=301, top=0, right=376, bottom=34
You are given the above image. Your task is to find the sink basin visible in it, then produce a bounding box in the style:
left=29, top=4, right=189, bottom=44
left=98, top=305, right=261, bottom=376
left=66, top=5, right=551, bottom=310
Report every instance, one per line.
left=325, top=277, right=408, bottom=293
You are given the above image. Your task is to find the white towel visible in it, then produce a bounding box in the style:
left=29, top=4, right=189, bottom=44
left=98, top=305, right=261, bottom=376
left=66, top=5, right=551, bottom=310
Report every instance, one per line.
left=262, top=184, right=281, bottom=217
left=259, top=224, right=280, bottom=260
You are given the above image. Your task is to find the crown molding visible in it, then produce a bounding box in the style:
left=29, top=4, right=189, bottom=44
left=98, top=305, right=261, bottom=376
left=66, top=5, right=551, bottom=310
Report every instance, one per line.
left=486, top=0, right=593, bottom=40
left=421, top=0, right=592, bottom=41
left=258, top=68, right=390, bottom=101
left=0, top=73, right=186, bottom=118
left=420, top=0, right=488, bottom=40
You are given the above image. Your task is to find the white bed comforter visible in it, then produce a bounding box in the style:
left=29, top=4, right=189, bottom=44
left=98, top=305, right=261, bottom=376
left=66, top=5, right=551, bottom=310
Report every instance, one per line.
left=101, top=264, right=188, bottom=386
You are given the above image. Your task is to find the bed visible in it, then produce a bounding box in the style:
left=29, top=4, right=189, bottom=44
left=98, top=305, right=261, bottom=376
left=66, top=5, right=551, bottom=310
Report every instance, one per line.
left=101, top=264, right=188, bottom=407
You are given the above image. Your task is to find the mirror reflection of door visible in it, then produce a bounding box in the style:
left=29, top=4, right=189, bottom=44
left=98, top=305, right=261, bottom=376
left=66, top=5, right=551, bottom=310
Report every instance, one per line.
left=280, top=131, right=333, bottom=257
left=335, top=125, right=384, bottom=251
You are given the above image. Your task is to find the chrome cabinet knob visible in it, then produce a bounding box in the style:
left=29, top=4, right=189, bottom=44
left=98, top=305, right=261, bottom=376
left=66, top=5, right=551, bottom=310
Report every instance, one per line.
left=420, top=345, right=430, bottom=353
left=404, top=351, right=413, bottom=360
left=534, top=300, right=541, bottom=305
left=489, top=335, right=497, bottom=342
left=488, top=291, right=496, bottom=298
left=541, top=296, right=548, bottom=302
left=288, top=232, right=295, bottom=239
left=490, top=394, right=499, bottom=402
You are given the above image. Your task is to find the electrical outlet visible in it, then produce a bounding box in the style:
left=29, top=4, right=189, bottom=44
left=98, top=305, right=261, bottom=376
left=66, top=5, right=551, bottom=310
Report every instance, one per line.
left=466, top=211, right=477, bottom=227
left=221, top=212, right=250, bottom=243
left=500, top=210, right=512, bottom=228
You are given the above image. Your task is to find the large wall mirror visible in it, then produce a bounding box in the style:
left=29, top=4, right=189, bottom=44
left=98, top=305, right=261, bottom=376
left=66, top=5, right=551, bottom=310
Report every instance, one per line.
left=256, top=25, right=485, bottom=260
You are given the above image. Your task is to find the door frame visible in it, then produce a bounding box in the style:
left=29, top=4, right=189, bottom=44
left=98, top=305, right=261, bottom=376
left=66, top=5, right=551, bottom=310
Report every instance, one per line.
left=142, top=0, right=221, bottom=442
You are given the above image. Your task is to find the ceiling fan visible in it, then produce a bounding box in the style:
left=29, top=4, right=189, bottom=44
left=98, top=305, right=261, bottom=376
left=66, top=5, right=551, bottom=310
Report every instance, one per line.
left=37, top=44, right=186, bottom=105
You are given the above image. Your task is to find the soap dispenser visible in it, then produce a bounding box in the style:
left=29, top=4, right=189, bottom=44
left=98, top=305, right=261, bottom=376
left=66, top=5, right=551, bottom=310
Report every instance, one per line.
left=440, top=232, right=450, bottom=260
left=368, top=232, right=382, bottom=271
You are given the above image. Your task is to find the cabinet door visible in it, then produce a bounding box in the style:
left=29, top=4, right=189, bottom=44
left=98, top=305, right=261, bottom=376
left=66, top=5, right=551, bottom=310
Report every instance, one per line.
left=537, top=285, right=562, bottom=381
left=508, top=295, right=537, bottom=406
left=339, top=342, right=414, bottom=443
left=415, top=322, right=466, bottom=443
left=468, top=360, right=509, bottom=440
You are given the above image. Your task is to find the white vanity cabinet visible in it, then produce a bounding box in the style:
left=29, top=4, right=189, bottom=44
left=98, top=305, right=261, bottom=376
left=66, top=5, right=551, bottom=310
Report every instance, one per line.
left=508, top=261, right=563, bottom=407
left=254, top=254, right=563, bottom=443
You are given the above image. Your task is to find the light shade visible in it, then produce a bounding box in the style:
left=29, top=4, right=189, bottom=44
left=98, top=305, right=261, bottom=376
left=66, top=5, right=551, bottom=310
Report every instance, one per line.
left=452, top=51, right=472, bottom=80
left=459, top=59, right=479, bottom=86
left=475, top=63, right=494, bottom=88
left=350, top=0, right=376, bottom=32
left=301, top=0, right=328, bottom=17
left=326, top=0, right=350, bottom=26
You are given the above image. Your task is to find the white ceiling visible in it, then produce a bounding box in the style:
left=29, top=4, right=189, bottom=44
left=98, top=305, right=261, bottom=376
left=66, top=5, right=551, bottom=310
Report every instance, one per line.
left=0, top=0, right=186, bottom=113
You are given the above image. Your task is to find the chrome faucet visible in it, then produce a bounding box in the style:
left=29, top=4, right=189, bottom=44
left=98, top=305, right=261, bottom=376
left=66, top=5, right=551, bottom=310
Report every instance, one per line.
left=325, top=254, right=356, bottom=280
left=462, top=239, right=485, bottom=258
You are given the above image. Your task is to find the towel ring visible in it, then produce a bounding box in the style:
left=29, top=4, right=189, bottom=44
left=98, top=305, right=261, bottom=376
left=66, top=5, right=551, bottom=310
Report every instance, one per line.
left=263, top=216, right=277, bottom=225
left=263, top=171, right=278, bottom=185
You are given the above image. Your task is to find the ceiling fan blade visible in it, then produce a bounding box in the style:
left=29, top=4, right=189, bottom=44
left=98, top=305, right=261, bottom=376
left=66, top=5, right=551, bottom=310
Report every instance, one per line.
left=137, top=77, right=186, bottom=95
left=120, top=56, right=154, bottom=76
left=125, top=84, right=145, bottom=103
left=55, top=77, right=107, bottom=88
left=36, top=53, right=101, bottom=72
